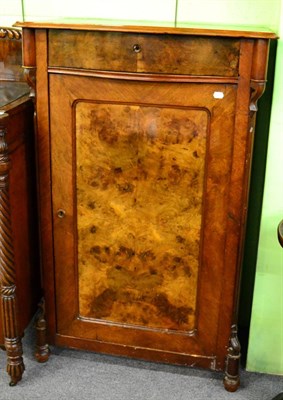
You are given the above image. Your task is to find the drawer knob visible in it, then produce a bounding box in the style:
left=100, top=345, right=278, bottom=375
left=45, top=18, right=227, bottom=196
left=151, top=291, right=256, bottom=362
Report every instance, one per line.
left=57, top=209, right=66, bottom=219
left=133, top=44, right=141, bottom=53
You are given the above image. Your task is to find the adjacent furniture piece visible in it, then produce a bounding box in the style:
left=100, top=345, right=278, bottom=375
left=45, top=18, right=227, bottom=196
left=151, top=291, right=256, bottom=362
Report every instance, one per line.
left=17, top=21, right=276, bottom=391
left=0, top=27, right=40, bottom=385
left=278, top=220, right=283, bottom=248
left=271, top=221, right=283, bottom=399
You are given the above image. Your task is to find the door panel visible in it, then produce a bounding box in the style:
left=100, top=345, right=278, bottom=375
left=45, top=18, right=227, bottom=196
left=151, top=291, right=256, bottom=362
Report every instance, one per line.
left=76, top=102, right=207, bottom=332
left=50, top=74, right=237, bottom=363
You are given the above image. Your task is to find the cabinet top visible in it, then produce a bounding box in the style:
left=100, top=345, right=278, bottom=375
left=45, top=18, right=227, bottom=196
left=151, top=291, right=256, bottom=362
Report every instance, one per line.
left=15, top=20, right=277, bottom=39
left=0, top=82, right=30, bottom=108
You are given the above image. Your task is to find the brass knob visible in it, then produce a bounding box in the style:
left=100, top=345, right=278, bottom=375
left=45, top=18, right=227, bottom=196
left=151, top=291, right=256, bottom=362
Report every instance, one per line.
left=57, top=209, right=66, bottom=219
left=133, top=44, right=141, bottom=53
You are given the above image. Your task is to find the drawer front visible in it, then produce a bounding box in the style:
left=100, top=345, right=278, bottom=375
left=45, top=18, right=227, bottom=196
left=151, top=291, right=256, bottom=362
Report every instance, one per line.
left=48, top=29, right=240, bottom=77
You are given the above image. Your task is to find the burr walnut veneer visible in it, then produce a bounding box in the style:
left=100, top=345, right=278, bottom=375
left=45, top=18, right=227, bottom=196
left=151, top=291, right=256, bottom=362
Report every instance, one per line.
left=17, top=21, right=276, bottom=391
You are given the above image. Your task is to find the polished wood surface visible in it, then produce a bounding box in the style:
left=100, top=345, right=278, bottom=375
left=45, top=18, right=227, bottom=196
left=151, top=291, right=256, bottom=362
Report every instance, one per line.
left=0, top=82, right=30, bottom=107
left=19, top=22, right=274, bottom=391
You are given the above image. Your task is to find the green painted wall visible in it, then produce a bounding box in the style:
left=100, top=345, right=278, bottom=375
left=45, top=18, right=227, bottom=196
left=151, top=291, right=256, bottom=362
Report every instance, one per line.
left=238, top=39, right=277, bottom=366
left=2, top=0, right=282, bottom=30
left=19, top=0, right=177, bottom=24
left=177, top=0, right=281, bottom=32
left=246, top=6, right=283, bottom=374
left=2, top=0, right=22, bottom=26
left=1, top=0, right=282, bottom=375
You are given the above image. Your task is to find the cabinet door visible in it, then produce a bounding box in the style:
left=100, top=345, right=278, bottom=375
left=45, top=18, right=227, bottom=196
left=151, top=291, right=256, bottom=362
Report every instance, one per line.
left=50, top=74, right=237, bottom=369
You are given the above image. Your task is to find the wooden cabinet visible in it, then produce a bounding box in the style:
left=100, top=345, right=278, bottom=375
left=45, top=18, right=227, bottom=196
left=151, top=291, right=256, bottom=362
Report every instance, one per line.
left=18, top=22, right=276, bottom=390
left=0, top=94, right=39, bottom=345
left=0, top=28, right=40, bottom=385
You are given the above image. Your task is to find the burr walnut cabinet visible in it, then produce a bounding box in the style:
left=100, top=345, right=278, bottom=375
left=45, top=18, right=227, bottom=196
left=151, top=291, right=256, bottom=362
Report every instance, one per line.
left=14, top=21, right=276, bottom=390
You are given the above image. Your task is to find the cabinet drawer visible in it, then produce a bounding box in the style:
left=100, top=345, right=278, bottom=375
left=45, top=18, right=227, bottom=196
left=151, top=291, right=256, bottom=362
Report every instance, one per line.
left=48, top=29, right=240, bottom=77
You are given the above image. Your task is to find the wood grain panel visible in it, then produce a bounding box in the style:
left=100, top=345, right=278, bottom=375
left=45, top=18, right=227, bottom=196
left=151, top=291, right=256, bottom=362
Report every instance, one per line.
left=48, top=30, right=240, bottom=77
left=76, top=102, right=208, bottom=331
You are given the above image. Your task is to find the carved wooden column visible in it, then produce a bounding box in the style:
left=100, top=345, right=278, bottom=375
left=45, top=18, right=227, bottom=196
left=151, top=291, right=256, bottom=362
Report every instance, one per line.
left=0, top=111, right=25, bottom=386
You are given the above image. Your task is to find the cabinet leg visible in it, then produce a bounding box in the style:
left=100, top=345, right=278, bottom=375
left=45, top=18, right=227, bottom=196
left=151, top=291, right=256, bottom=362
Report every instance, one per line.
left=0, top=112, right=25, bottom=386
left=0, top=339, right=25, bottom=386
left=34, top=298, right=50, bottom=363
left=223, top=324, right=241, bottom=392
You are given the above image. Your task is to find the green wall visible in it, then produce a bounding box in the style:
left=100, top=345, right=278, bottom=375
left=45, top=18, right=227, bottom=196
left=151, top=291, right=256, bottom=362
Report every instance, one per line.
left=1, top=0, right=282, bottom=375
left=2, top=0, right=22, bottom=26
left=238, top=38, right=277, bottom=365
left=246, top=7, right=283, bottom=374
left=2, top=0, right=282, bottom=30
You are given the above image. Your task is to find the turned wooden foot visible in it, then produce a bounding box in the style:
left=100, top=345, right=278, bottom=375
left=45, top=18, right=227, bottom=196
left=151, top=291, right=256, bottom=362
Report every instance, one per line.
left=223, top=373, right=240, bottom=392
left=5, top=337, right=25, bottom=386
left=0, top=290, right=25, bottom=386
left=0, top=339, right=24, bottom=386
left=223, top=324, right=241, bottom=392
left=34, top=298, right=50, bottom=363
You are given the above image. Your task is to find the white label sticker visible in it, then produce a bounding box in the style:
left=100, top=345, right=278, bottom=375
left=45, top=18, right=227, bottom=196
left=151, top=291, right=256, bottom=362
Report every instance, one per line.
left=213, top=91, right=224, bottom=99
